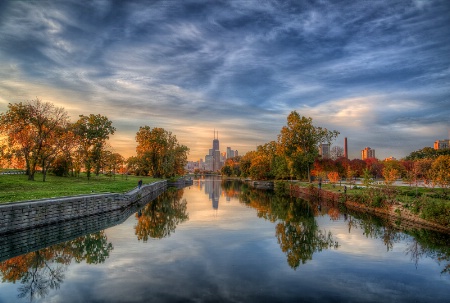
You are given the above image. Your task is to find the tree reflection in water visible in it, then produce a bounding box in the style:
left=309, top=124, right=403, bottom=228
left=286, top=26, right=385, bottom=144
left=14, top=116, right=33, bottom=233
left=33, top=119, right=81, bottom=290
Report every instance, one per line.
left=235, top=183, right=339, bottom=269
left=134, top=187, right=189, bottom=241
left=225, top=179, right=450, bottom=273
left=337, top=204, right=450, bottom=275
left=0, top=232, right=113, bottom=302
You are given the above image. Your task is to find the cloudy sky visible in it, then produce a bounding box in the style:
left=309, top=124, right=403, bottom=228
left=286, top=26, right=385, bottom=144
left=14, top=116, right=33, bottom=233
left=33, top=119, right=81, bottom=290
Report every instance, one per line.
left=0, top=0, right=449, bottom=161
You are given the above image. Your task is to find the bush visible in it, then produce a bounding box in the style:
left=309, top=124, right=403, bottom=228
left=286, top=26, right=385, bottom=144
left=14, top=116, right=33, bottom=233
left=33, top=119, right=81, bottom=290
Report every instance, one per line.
left=421, top=199, right=450, bottom=227
left=372, top=195, right=383, bottom=208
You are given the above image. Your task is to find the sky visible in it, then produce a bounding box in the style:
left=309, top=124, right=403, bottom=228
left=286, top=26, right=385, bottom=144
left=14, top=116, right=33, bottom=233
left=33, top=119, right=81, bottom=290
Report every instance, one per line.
left=0, top=0, right=449, bottom=161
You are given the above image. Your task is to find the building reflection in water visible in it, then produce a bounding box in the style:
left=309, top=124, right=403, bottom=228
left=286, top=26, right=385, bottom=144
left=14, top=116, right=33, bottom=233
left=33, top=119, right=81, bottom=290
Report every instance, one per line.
left=196, top=176, right=222, bottom=210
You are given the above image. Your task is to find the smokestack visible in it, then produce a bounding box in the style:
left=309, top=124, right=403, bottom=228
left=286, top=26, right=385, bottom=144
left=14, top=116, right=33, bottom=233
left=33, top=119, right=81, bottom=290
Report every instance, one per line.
left=344, top=137, right=348, bottom=159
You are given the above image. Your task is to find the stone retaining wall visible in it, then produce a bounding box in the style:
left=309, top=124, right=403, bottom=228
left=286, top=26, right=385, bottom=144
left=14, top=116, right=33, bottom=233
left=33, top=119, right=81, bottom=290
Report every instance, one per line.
left=0, top=180, right=167, bottom=235
left=0, top=186, right=165, bottom=262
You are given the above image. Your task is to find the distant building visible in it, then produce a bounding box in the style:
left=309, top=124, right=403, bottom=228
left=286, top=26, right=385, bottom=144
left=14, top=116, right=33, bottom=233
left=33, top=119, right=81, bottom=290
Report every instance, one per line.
left=205, top=155, right=213, bottom=171
left=361, top=147, right=375, bottom=160
left=384, top=156, right=397, bottom=161
left=434, top=139, right=450, bottom=150
left=319, top=143, right=330, bottom=159
left=226, top=147, right=235, bottom=159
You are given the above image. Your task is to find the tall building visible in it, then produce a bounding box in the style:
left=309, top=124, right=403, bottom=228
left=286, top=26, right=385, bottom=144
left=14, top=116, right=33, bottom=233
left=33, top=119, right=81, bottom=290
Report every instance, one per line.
left=226, top=147, right=235, bottom=159
left=361, top=147, right=376, bottom=160
left=434, top=139, right=450, bottom=150
left=205, top=155, right=213, bottom=171
left=319, top=143, right=330, bottom=159
left=211, top=130, right=222, bottom=172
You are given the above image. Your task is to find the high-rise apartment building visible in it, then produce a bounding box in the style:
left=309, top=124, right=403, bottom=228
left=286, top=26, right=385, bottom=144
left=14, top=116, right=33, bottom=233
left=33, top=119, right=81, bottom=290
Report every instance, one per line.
left=434, top=139, right=450, bottom=150
left=361, top=147, right=375, bottom=160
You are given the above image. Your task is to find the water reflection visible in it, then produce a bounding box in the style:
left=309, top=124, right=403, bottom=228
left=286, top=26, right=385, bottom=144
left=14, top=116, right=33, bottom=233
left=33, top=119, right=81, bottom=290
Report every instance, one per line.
left=235, top=182, right=339, bottom=269
left=1, top=179, right=449, bottom=302
left=196, top=176, right=222, bottom=209
left=0, top=232, right=112, bottom=302
left=339, top=206, right=450, bottom=274
left=135, top=188, right=189, bottom=241
left=219, top=178, right=450, bottom=274
left=0, top=187, right=187, bottom=302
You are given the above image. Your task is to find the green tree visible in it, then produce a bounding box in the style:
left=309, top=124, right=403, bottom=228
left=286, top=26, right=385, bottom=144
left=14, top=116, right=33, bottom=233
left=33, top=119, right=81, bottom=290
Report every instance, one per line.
left=72, top=114, right=116, bottom=180
left=405, top=147, right=450, bottom=160
left=277, top=111, right=339, bottom=182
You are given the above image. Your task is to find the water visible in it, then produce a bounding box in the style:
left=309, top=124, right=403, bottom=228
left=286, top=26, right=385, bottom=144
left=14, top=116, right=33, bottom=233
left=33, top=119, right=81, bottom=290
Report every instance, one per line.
left=0, top=177, right=449, bottom=303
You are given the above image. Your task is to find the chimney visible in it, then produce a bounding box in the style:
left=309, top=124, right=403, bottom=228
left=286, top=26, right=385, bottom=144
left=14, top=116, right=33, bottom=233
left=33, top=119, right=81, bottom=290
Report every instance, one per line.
left=344, top=137, right=348, bottom=159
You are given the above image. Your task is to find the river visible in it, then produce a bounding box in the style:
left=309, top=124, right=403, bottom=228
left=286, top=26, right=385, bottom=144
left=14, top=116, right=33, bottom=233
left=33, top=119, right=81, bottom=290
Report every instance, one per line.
left=0, top=176, right=449, bottom=303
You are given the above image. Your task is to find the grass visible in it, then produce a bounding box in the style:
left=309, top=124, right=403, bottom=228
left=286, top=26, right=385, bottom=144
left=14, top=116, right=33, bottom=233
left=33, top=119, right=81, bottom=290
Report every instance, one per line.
left=290, top=180, right=450, bottom=227
left=0, top=173, right=160, bottom=203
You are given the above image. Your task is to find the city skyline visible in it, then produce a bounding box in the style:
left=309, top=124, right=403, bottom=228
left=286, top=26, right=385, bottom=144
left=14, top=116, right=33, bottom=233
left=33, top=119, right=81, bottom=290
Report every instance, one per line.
left=0, top=1, right=449, bottom=161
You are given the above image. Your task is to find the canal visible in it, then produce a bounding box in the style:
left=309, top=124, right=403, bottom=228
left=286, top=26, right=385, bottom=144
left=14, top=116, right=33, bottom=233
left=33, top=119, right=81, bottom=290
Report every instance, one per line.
left=0, top=177, right=449, bottom=302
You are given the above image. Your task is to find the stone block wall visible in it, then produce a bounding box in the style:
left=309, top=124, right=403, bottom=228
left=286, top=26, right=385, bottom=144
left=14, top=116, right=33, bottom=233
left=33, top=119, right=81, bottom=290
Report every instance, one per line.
left=0, top=180, right=167, bottom=235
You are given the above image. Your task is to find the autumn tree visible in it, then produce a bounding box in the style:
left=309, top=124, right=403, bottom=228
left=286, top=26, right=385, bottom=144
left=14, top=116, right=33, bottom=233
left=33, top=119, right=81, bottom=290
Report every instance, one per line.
left=430, top=155, right=450, bottom=197
left=248, top=142, right=278, bottom=180
left=0, top=99, right=69, bottom=181
left=327, top=171, right=340, bottom=186
left=135, top=126, right=189, bottom=178
left=349, top=159, right=366, bottom=178
left=134, top=189, right=188, bottom=241
left=277, top=111, right=339, bottom=181
left=72, top=114, right=116, bottom=179
left=240, top=151, right=256, bottom=178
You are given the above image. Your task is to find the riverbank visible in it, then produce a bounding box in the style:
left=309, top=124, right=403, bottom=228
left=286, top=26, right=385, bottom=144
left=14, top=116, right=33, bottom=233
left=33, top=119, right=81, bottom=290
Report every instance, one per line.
left=288, top=184, right=450, bottom=234
left=0, top=180, right=167, bottom=234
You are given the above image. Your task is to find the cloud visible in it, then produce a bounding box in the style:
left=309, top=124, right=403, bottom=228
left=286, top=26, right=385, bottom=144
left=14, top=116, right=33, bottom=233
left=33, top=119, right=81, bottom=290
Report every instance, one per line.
left=0, top=0, right=449, bottom=160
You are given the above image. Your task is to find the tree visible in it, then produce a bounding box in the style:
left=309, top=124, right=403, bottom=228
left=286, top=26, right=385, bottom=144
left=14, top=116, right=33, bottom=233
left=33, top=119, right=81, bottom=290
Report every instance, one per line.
left=0, top=99, right=69, bottom=181
left=330, top=146, right=344, bottom=160
left=240, top=151, right=256, bottom=178
left=364, top=158, right=383, bottom=179
left=72, top=114, right=116, bottom=180
left=277, top=111, right=339, bottom=182
left=135, top=126, right=189, bottom=178
left=430, top=155, right=450, bottom=197
left=328, top=171, right=340, bottom=186
left=405, top=147, right=450, bottom=160
left=349, top=159, right=366, bottom=177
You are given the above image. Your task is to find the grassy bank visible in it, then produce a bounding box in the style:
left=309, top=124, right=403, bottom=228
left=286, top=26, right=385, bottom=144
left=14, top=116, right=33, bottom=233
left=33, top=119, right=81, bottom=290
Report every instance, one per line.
left=0, top=173, right=160, bottom=203
left=288, top=181, right=450, bottom=230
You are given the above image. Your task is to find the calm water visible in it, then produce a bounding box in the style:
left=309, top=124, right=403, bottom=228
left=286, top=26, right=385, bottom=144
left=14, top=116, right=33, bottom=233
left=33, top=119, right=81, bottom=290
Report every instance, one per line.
left=0, top=177, right=449, bottom=303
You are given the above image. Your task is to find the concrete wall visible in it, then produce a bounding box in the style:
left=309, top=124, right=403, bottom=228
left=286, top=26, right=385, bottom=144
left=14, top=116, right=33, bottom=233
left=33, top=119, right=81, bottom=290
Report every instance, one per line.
left=0, top=180, right=167, bottom=235
left=0, top=186, right=165, bottom=262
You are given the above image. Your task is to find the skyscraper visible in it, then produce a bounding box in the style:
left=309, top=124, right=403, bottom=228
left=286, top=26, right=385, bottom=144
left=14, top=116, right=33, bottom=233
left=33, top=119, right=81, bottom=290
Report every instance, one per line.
left=212, top=130, right=221, bottom=172
left=213, top=130, right=219, bottom=151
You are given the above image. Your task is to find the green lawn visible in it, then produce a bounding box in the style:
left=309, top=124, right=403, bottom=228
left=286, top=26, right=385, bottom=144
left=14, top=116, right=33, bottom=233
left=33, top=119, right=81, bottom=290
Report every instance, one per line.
left=0, top=173, right=160, bottom=203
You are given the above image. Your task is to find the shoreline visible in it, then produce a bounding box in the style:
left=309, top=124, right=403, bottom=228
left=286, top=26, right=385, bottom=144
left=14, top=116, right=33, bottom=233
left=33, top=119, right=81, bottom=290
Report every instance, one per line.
left=288, top=184, right=450, bottom=234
